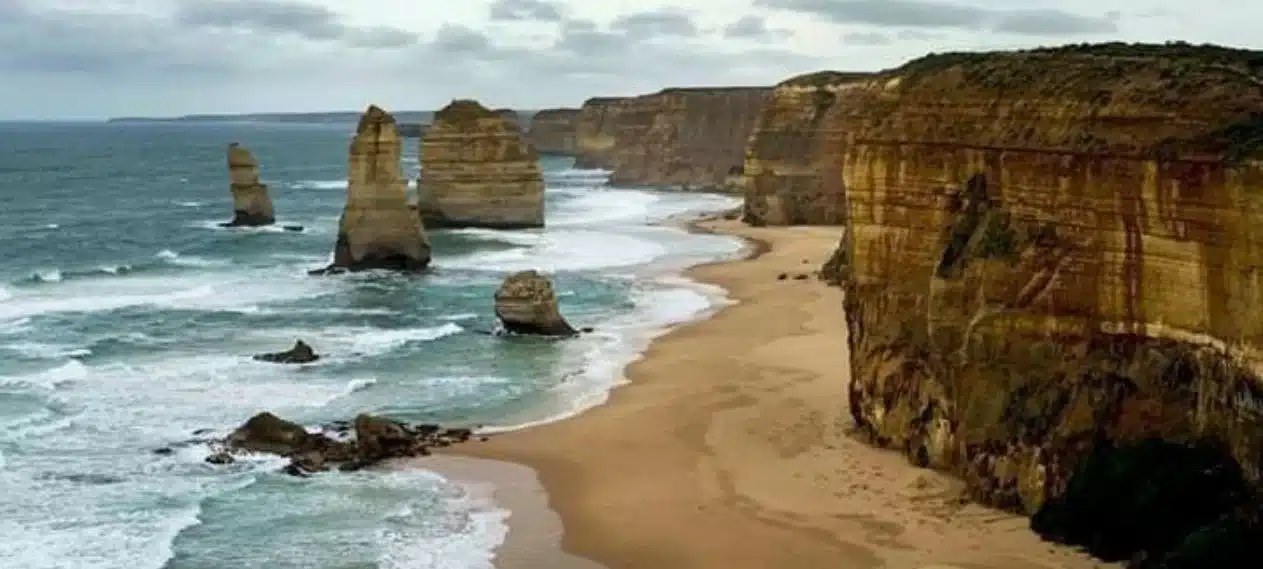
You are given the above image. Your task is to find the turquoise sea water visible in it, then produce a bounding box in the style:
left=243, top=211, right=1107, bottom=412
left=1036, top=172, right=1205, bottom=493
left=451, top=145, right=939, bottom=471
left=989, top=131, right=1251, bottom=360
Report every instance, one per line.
left=0, top=121, right=744, bottom=569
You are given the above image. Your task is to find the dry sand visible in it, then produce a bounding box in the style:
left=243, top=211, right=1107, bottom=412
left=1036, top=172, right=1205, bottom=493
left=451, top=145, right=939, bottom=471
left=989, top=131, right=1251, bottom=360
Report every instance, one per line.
left=445, top=219, right=1116, bottom=569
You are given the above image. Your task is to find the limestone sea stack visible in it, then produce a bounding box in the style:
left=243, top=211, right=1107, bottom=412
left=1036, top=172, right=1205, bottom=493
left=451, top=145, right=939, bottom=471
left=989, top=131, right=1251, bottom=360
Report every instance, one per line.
left=526, top=108, right=580, bottom=154
left=319, top=105, right=431, bottom=273
left=493, top=270, right=576, bottom=336
left=494, top=108, right=521, bottom=131
left=416, top=99, right=545, bottom=229
left=221, top=143, right=275, bottom=226
left=824, top=43, right=1263, bottom=565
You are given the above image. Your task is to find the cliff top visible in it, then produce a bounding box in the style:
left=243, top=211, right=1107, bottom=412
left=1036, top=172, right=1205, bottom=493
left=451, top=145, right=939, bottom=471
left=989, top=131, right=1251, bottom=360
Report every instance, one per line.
left=533, top=108, right=580, bottom=118
left=655, top=86, right=771, bottom=95
left=581, top=97, right=626, bottom=106
left=779, top=71, right=874, bottom=88
left=356, top=105, right=397, bottom=135
left=434, top=99, right=497, bottom=125
left=853, top=42, right=1263, bottom=161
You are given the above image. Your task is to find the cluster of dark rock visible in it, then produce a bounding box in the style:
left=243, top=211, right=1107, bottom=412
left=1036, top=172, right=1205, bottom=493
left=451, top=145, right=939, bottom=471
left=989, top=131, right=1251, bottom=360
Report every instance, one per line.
left=198, top=412, right=483, bottom=476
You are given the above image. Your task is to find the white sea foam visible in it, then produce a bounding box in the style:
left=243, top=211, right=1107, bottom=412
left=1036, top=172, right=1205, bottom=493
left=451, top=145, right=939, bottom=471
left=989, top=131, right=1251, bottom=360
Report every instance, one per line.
left=154, top=249, right=225, bottom=267
left=30, top=269, right=61, bottom=283
left=256, top=322, right=464, bottom=362
left=441, top=229, right=667, bottom=272
left=176, top=201, right=204, bottom=207
left=2, top=341, right=92, bottom=360
left=376, top=472, right=509, bottom=569
left=440, top=313, right=478, bottom=321
left=291, top=179, right=345, bottom=190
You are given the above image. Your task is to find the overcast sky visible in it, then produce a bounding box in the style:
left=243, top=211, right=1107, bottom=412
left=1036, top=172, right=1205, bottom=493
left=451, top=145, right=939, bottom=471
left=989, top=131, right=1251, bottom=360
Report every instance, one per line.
left=0, top=0, right=1255, bottom=119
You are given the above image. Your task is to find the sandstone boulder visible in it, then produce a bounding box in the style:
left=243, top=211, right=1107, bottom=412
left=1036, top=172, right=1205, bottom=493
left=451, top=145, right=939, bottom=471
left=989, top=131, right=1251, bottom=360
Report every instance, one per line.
left=319, top=105, right=431, bottom=273
left=252, top=339, right=319, bottom=364
left=220, top=143, right=275, bottom=227
left=493, top=270, right=577, bottom=336
left=417, top=99, right=545, bottom=229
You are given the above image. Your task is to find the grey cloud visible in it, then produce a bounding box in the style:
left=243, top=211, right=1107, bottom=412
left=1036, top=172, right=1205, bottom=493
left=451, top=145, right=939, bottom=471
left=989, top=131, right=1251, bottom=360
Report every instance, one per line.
left=842, top=32, right=893, bottom=45
left=609, top=10, right=699, bottom=40
left=754, top=0, right=1119, bottom=36
left=489, top=0, right=565, bottom=22
left=432, top=24, right=496, bottom=54
left=723, top=15, right=792, bottom=40
left=173, top=0, right=418, bottom=47
left=895, top=30, right=944, bottom=40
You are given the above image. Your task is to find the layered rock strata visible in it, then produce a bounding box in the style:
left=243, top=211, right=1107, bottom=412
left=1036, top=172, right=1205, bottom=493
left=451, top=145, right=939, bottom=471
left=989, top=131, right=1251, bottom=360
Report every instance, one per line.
left=829, top=44, right=1263, bottom=563
left=740, top=71, right=872, bottom=226
left=573, top=97, right=627, bottom=169
left=417, top=99, right=545, bottom=229
left=526, top=108, right=580, bottom=155
left=604, top=87, right=771, bottom=190
left=319, top=105, right=431, bottom=273
left=494, top=270, right=577, bottom=336
left=495, top=108, right=521, bottom=132
left=221, top=143, right=275, bottom=226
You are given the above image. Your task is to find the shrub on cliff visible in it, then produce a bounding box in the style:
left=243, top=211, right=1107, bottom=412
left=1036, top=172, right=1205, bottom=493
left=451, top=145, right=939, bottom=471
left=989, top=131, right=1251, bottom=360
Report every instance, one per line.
left=1030, top=438, right=1254, bottom=566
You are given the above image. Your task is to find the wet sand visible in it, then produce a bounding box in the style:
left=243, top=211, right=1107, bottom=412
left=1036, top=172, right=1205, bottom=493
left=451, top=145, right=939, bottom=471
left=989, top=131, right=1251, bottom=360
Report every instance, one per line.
left=440, top=219, right=1114, bottom=569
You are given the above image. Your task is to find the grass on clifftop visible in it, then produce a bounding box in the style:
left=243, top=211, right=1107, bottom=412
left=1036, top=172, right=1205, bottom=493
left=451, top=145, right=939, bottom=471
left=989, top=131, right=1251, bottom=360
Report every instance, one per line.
left=894, top=41, right=1263, bottom=79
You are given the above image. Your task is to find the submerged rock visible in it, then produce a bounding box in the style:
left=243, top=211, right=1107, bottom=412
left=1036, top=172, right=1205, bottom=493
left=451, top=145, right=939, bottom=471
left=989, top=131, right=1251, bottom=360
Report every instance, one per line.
left=316, top=105, right=431, bottom=273
left=493, top=270, right=577, bottom=336
left=252, top=340, right=319, bottom=364
left=220, top=143, right=275, bottom=227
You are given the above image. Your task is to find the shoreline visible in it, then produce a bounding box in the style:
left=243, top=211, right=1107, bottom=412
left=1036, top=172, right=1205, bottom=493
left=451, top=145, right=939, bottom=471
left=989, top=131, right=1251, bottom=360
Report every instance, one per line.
left=440, top=217, right=1118, bottom=569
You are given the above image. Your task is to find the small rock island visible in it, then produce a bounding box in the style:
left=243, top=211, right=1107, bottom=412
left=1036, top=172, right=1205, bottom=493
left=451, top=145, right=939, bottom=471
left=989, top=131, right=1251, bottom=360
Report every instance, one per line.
left=220, top=143, right=275, bottom=227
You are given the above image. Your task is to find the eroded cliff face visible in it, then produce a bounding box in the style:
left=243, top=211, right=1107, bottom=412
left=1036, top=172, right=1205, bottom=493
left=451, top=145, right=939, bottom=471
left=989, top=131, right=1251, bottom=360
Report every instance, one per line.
left=741, top=71, right=872, bottom=226
left=573, top=97, right=626, bottom=169
left=325, top=105, right=431, bottom=272
left=603, top=87, right=771, bottom=190
left=832, top=45, right=1263, bottom=524
left=527, top=108, right=580, bottom=155
left=417, top=99, right=545, bottom=229
left=223, top=143, right=275, bottom=226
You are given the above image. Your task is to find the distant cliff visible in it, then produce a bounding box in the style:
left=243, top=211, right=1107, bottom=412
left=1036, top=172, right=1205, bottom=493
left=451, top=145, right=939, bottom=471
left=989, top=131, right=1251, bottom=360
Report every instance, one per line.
left=604, top=87, right=770, bottom=190
left=741, top=71, right=872, bottom=225
left=527, top=108, right=581, bottom=155
left=829, top=43, right=1263, bottom=565
left=573, top=97, right=627, bottom=169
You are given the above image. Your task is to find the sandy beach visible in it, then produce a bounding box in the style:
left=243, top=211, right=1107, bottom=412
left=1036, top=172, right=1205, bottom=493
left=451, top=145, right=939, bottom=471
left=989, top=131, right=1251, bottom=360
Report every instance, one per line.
left=440, top=218, right=1115, bottom=569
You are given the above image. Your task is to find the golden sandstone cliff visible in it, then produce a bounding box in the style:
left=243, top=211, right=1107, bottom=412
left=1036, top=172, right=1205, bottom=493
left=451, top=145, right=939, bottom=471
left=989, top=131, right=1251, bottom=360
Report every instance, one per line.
left=417, top=99, right=545, bottom=229
left=568, top=90, right=770, bottom=190
left=222, top=143, right=275, bottom=226
left=817, top=43, right=1263, bottom=564
left=605, top=87, right=771, bottom=190
left=741, top=72, right=872, bottom=226
left=573, top=97, right=626, bottom=169
left=321, top=105, right=430, bottom=272
left=526, top=108, right=580, bottom=155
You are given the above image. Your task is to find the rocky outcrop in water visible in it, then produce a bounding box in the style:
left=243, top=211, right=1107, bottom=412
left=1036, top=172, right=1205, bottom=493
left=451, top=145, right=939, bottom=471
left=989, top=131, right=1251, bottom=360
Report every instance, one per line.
left=526, top=108, right=580, bottom=155
left=316, top=105, right=431, bottom=273
left=416, top=99, right=545, bottom=229
left=494, top=270, right=577, bottom=336
left=573, top=97, right=627, bottom=169
left=397, top=123, right=426, bottom=138
left=214, top=412, right=478, bottom=475
left=604, top=87, right=771, bottom=191
left=740, top=71, right=872, bottom=226
left=252, top=340, right=319, bottom=364
left=220, top=143, right=275, bottom=227
left=827, top=43, right=1263, bottom=566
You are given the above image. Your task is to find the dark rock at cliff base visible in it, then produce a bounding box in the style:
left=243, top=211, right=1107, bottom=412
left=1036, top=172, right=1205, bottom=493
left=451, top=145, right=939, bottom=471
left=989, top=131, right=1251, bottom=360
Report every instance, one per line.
left=1134, top=508, right=1263, bottom=569
left=282, top=224, right=304, bottom=232
left=205, top=451, right=235, bottom=465
left=252, top=340, right=319, bottom=364
left=226, top=412, right=321, bottom=455
left=1031, top=439, right=1253, bottom=565
left=493, top=270, right=577, bottom=336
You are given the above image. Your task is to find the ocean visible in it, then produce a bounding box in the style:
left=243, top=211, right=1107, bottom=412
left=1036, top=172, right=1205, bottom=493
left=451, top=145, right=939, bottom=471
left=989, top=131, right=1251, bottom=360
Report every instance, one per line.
left=0, top=121, right=744, bottom=569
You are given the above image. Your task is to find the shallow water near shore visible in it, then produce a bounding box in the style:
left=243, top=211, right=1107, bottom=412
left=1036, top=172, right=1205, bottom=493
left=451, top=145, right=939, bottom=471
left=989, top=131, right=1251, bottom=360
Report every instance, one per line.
left=0, top=121, right=744, bottom=569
